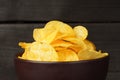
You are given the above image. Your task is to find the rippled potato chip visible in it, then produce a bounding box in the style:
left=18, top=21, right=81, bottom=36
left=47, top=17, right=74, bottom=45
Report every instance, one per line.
left=78, top=50, right=108, bottom=60
left=45, top=20, right=75, bottom=39
left=73, top=26, right=88, bottom=40
left=19, top=42, right=31, bottom=48
left=57, top=49, right=79, bottom=61
left=19, top=42, right=58, bottom=61
left=84, top=39, right=96, bottom=50
left=62, top=37, right=86, bottom=50
left=68, top=45, right=82, bottom=53
left=33, top=28, right=58, bottom=43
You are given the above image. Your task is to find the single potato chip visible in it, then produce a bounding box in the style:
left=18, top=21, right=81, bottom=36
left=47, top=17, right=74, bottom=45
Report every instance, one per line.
left=84, top=39, right=96, bottom=50
left=57, top=49, right=79, bottom=61
left=33, top=28, right=58, bottom=43
left=62, top=37, right=86, bottom=50
left=68, top=44, right=82, bottom=53
left=45, top=20, right=75, bottom=39
left=73, top=26, right=88, bottom=40
left=54, top=32, right=69, bottom=40
left=19, top=42, right=31, bottom=48
left=19, top=42, right=58, bottom=61
left=51, top=39, right=82, bottom=53
left=78, top=50, right=108, bottom=60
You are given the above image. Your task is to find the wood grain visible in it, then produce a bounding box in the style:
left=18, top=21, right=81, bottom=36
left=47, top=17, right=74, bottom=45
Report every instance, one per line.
left=0, top=0, right=120, bottom=22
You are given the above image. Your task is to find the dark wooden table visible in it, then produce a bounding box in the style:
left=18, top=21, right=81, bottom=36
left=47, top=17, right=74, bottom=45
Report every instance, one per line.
left=0, top=23, right=120, bottom=80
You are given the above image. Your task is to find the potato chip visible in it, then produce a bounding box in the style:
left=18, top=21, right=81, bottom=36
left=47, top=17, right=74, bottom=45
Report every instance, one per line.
left=84, top=39, right=96, bottom=50
left=54, top=32, right=69, bottom=40
left=19, top=42, right=58, bottom=61
left=44, top=20, right=62, bottom=30
left=68, top=44, right=82, bottom=53
left=59, top=23, right=75, bottom=36
left=45, top=20, right=75, bottom=39
left=73, top=26, right=88, bottom=40
left=57, top=49, right=79, bottom=61
left=62, top=37, right=86, bottom=49
left=19, top=42, right=31, bottom=48
left=78, top=50, right=108, bottom=60
left=33, top=28, right=58, bottom=43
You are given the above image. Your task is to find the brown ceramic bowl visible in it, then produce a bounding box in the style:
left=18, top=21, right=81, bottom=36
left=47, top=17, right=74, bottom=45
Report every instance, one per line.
left=14, top=53, right=109, bottom=80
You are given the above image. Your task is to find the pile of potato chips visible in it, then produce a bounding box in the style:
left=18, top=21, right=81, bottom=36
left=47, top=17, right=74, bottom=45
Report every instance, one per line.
left=18, top=20, right=108, bottom=61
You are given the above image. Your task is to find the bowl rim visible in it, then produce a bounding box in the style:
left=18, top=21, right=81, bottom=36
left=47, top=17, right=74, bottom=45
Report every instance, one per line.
left=15, top=53, right=109, bottom=64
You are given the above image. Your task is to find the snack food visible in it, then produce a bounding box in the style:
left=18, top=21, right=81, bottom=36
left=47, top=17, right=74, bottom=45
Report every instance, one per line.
left=18, top=20, right=108, bottom=61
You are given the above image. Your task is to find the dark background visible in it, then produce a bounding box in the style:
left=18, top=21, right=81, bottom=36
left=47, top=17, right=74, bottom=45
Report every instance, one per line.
left=0, top=0, right=120, bottom=80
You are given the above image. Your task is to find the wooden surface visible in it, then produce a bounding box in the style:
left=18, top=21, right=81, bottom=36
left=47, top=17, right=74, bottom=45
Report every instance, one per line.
left=0, top=0, right=120, bottom=22
left=0, top=23, right=120, bottom=80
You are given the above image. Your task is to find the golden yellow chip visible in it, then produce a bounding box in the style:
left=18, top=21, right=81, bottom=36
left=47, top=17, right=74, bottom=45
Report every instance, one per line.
left=44, top=20, right=62, bottom=30
left=45, top=20, right=75, bottom=39
left=68, top=45, right=82, bottom=53
left=51, top=39, right=82, bottom=53
left=78, top=50, right=108, bottom=60
left=59, top=23, right=75, bottom=36
left=57, top=49, right=79, bottom=61
left=73, top=26, right=88, bottom=40
left=19, top=42, right=31, bottom=48
left=54, top=32, right=68, bottom=40
left=84, top=39, right=96, bottom=50
left=33, top=28, right=58, bottom=44
left=19, top=42, right=58, bottom=61
left=62, top=37, right=86, bottom=49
